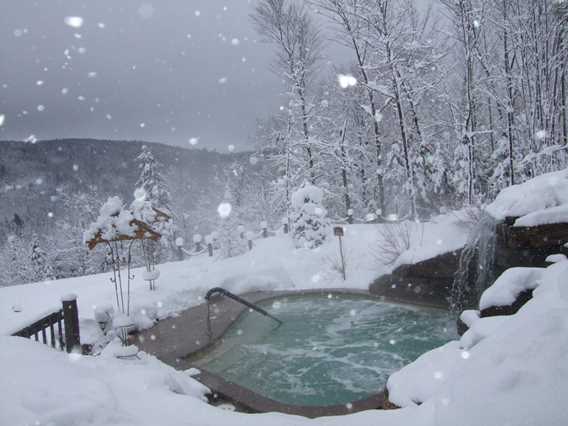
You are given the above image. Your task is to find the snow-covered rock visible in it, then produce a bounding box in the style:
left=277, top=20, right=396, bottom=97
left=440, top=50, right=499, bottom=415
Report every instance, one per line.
left=478, top=267, right=542, bottom=311
left=486, top=168, right=568, bottom=222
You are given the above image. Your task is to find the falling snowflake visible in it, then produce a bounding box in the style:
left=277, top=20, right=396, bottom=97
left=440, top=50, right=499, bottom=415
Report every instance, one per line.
left=0, top=114, right=5, bottom=127
left=64, top=16, right=84, bottom=29
left=189, top=137, right=199, bottom=146
left=217, top=202, right=232, bottom=218
left=337, top=74, right=357, bottom=89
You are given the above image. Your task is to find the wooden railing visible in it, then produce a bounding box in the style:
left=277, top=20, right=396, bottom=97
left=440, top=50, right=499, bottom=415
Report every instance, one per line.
left=11, top=296, right=81, bottom=353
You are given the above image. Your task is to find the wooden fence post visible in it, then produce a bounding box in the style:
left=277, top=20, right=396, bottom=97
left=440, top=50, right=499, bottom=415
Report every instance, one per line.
left=62, top=295, right=80, bottom=353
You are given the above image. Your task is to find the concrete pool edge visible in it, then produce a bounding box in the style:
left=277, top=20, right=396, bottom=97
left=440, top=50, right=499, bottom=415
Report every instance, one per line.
left=134, top=288, right=449, bottom=417
left=196, top=368, right=385, bottom=418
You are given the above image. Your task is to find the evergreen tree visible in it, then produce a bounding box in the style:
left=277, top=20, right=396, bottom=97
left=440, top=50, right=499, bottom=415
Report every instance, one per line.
left=135, top=145, right=176, bottom=260
left=30, top=236, right=54, bottom=282
left=135, top=145, right=172, bottom=213
left=291, top=182, right=329, bottom=249
left=216, top=186, right=248, bottom=258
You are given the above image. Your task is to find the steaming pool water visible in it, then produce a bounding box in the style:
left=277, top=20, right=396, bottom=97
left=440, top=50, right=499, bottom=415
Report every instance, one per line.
left=193, top=294, right=456, bottom=407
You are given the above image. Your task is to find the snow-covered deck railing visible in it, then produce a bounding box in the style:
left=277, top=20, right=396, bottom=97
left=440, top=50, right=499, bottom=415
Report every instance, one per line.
left=11, top=296, right=81, bottom=353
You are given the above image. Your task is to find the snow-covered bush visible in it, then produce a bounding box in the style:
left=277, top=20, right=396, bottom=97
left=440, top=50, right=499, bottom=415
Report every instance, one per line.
left=84, top=196, right=135, bottom=243
left=291, top=183, right=329, bottom=249
left=375, top=222, right=412, bottom=265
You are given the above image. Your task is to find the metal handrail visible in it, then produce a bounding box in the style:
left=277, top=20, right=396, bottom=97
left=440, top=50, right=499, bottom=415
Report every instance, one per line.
left=205, top=287, right=282, bottom=339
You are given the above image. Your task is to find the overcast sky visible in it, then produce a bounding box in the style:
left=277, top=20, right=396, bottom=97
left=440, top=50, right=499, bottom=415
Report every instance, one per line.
left=0, top=0, right=322, bottom=151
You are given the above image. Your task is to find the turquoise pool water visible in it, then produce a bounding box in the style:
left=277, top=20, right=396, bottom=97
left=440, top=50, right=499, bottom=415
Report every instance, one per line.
left=194, top=294, right=455, bottom=407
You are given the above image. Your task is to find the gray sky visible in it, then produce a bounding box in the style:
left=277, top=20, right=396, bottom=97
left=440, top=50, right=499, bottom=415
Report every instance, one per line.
left=0, top=0, right=304, bottom=151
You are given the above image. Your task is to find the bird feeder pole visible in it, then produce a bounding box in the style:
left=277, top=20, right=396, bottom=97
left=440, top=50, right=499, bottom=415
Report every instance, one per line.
left=333, top=226, right=346, bottom=281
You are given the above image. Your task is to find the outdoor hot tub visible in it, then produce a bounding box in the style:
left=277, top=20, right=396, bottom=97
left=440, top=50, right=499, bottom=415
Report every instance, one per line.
left=190, top=293, right=456, bottom=409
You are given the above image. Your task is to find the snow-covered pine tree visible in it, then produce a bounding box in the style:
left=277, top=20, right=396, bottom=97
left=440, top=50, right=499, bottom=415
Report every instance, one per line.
left=216, top=186, right=248, bottom=259
left=291, top=182, right=329, bottom=249
left=30, top=235, right=54, bottom=283
left=135, top=145, right=175, bottom=260
left=136, top=145, right=172, bottom=212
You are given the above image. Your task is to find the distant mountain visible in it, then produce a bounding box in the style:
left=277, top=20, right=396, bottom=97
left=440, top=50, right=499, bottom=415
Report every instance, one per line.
left=0, top=138, right=248, bottom=229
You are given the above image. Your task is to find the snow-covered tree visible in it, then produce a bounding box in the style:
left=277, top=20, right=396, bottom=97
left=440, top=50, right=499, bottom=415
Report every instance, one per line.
left=252, top=0, right=323, bottom=184
left=215, top=187, right=248, bottom=258
left=30, top=236, right=54, bottom=283
left=135, top=145, right=172, bottom=212
left=291, top=183, right=329, bottom=249
left=135, top=145, right=176, bottom=260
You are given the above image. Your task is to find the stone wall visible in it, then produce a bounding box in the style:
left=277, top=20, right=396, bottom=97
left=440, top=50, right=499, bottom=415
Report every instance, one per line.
left=370, top=219, right=568, bottom=309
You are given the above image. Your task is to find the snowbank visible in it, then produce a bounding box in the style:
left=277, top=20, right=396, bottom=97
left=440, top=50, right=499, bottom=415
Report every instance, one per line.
left=387, top=259, right=568, bottom=425
left=393, top=212, right=469, bottom=268
left=0, top=337, right=428, bottom=426
left=486, top=168, right=568, bottom=222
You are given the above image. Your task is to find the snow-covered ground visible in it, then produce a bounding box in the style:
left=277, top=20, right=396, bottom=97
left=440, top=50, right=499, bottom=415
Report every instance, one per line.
left=3, top=239, right=568, bottom=425
left=1, top=224, right=382, bottom=338
left=7, top=212, right=567, bottom=425
left=1, top=215, right=468, bottom=339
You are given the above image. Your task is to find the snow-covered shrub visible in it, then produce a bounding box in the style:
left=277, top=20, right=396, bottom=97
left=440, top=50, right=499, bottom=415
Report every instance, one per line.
left=375, top=221, right=412, bottom=265
left=291, top=183, right=329, bottom=249
left=84, top=196, right=135, bottom=243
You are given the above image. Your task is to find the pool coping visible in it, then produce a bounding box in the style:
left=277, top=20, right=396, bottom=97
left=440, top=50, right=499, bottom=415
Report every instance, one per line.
left=134, top=288, right=448, bottom=417
left=196, top=368, right=385, bottom=418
